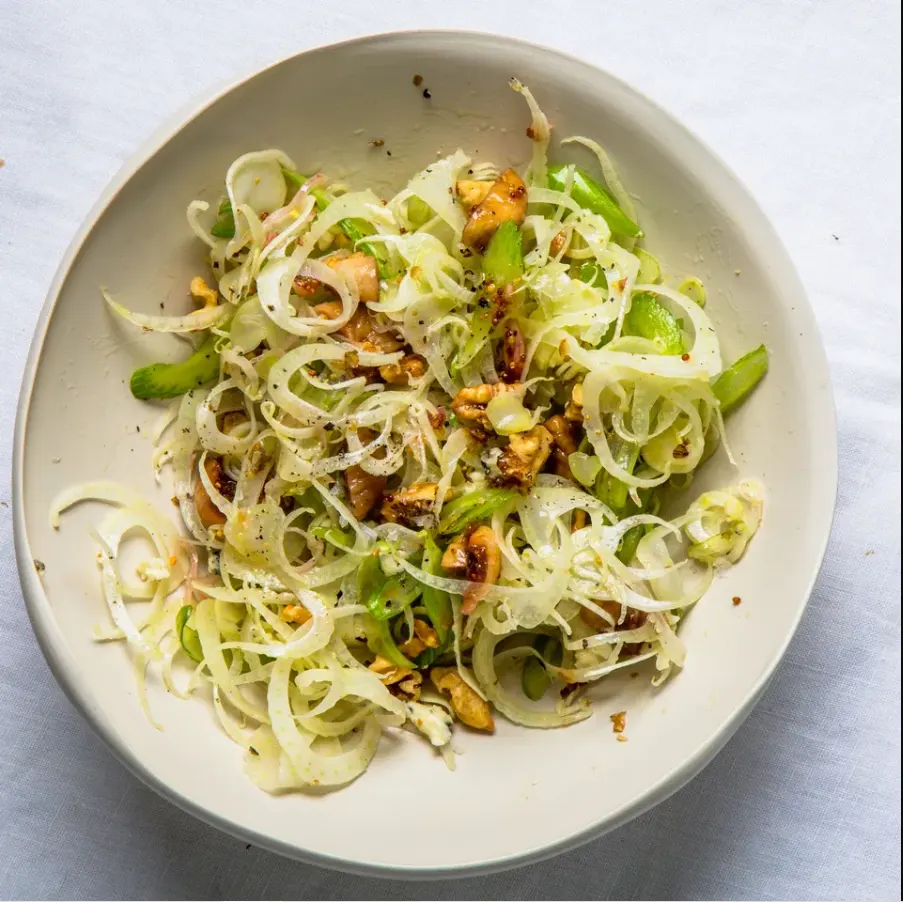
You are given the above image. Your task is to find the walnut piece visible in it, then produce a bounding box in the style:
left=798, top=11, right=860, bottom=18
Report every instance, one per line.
left=368, top=655, right=412, bottom=685
left=581, top=601, right=647, bottom=656
left=369, top=656, right=423, bottom=702
left=461, top=525, right=501, bottom=614
left=455, top=179, right=493, bottom=208
left=461, top=168, right=528, bottom=250
left=580, top=600, right=647, bottom=634
left=545, top=414, right=578, bottom=480
left=379, top=354, right=427, bottom=385
left=189, top=276, right=218, bottom=309
left=314, top=299, right=403, bottom=354
left=451, top=382, right=522, bottom=438
left=194, top=457, right=234, bottom=528
left=324, top=251, right=380, bottom=303
left=441, top=534, right=468, bottom=572
left=430, top=667, right=494, bottom=732
left=399, top=618, right=441, bottom=658
left=379, top=482, right=444, bottom=528
left=394, top=671, right=423, bottom=702
left=565, top=382, right=584, bottom=423
left=344, top=465, right=386, bottom=520
left=496, top=425, right=553, bottom=491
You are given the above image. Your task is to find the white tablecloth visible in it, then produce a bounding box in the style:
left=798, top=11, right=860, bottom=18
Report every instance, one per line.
left=1, top=1, right=899, bottom=898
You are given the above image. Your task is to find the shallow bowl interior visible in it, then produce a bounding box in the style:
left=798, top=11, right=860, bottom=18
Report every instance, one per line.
left=14, top=31, right=836, bottom=875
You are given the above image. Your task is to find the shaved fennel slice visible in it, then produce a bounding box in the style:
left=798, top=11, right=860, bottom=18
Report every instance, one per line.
left=397, top=554, right=568, bottom=630
left=186, top=200, right=218, bottom=249
left=195, top=378, right=258, bottom=456
left=94, top=504, right=182, bottom=601
left=510, top=78, right=551, bottom=187
left=225, top=149, right=294, bottom=220
left=562, top=135, right=639, bottom=233
left=256, top=194, right=318, bottom=272
left=257, top=256, right=360, bottom=337
left=50, top=481, right=162, bottom=528
left=91, top=530, right=160, bottom=659
left=292, top=190, right=389, bottom=264
left=266, top=658, right=384, bottom=788
left=650, top=612, right=686, bottom=668
left=473, top=629, right=591, bottom=728
left=517, top=483, right=614, bottom=553
left=391, top=150, right=470, bottom=238
left=559, top=648, right=658, bottom=684
left=103, top=289, right=228, bottom=333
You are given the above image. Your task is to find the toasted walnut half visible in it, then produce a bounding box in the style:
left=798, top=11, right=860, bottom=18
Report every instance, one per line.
left=369, top=655, right=412, bottom=686
left=451, top=382, right=522, bottom=438
left=581, top=601, right=647, bottom=634
left=394, top=671, right=423, bottom=702
left=461, top=525, right=502, bottom=614
left=461, top=169, right=528, bottom=250
left=380, top=482, right=444, bottom=528
left=545, top=414, right=579, bottom=480
left=344, top=465, right=386, bottom=520
left=342, top=428, right=388, bottom=520
left=314, top=300, right=403, bottom=354
left=495, top=425, right=553, bottom=491
left=430, top=667, right=494, bottom=732
left=369, top=656, right=423, bottom=701
left=441, top=533, right=469, bottom=573
left=194, top=457, right=234, bottom=528
left=379, top=354, right=427, bottom=385
left=324, top=251, right=380, bottom=304
left=399, top=619, right=441, bottom=658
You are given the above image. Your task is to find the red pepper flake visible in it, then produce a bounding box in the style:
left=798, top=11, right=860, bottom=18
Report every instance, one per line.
left=369, top=138, right=385, bottom=148
left=412, top=74, right=423, bottom=86
left=732, top=596, right=743, bottom=606
left=681, top=353, right=691, bottom=361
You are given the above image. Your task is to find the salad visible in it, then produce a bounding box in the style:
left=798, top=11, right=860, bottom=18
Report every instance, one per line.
left=52, top=80, right=767, bottom=791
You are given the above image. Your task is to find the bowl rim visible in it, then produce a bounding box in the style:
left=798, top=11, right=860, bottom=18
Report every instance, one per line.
left=12, top=28, right=839, bottom=878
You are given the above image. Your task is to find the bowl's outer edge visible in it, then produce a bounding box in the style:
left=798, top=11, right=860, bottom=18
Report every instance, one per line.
left=12, top=28, right=839, bottom=879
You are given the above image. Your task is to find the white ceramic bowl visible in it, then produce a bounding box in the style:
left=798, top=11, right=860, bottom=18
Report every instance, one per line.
left=13, top=31, right=837, bottom=876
